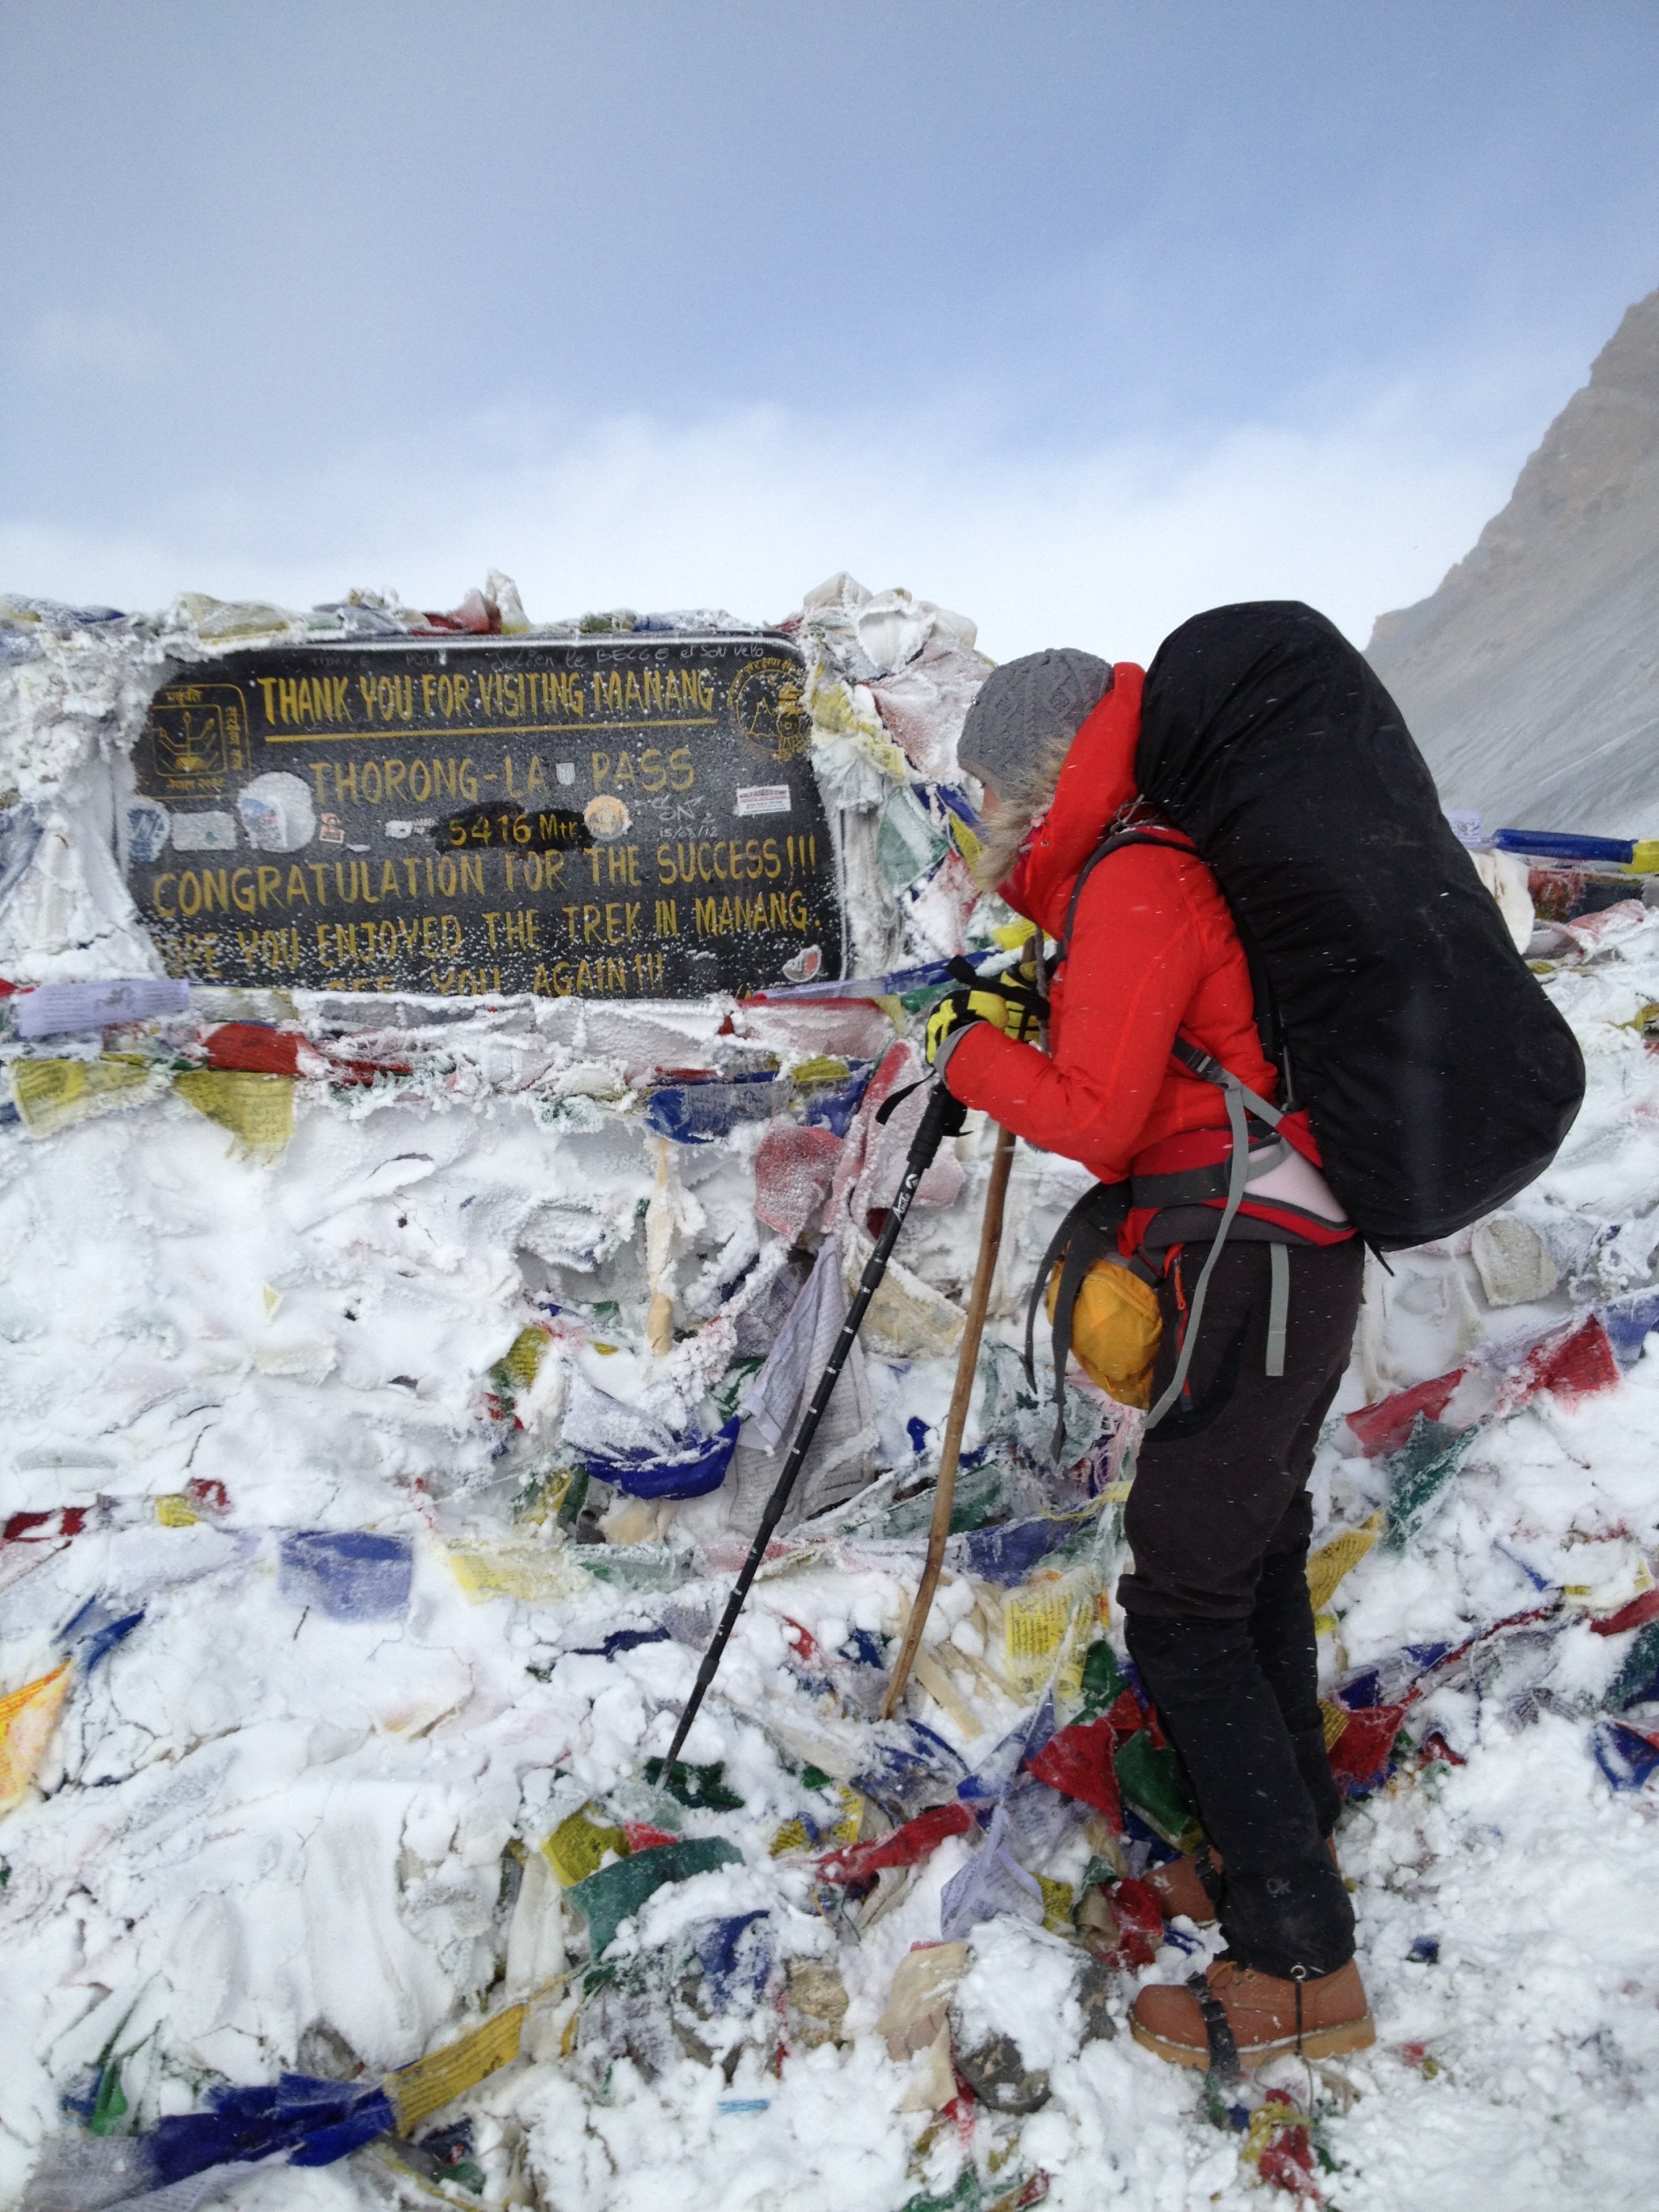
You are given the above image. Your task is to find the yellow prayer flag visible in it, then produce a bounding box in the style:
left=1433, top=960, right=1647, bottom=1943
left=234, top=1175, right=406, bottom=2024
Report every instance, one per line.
left=948, top=815, right=983, bottom=869
left=1037, top=1876, right=1073, bottom=1932
left=11, top=1053, right=151, bottom=1138
left=1242, top=2095, right=1314, bottom=2172
left=0, top=1659, right=73, bottom=1816
left=1004, top=1567, right=1101, bottom=1702
left=445, top=1538, right=588, bottom=1605
left=173, top=1070, right=294, bottom=1156
left=498, top=1326, right=549, bottom=1391
left=770, top=1787, right=863, bottom=1856
left=386, top=2004, right=524, bottom=2133
left=1056, top=1576, right=1107, bottom=1710
left=830, top=1785, right=862, bottom=1845
left=1305, top=1513, right=1384, bottom=1616
left=1004, top=1578, right=1073, bottom=1697
left=540, top=1806, right=628, bottom=1888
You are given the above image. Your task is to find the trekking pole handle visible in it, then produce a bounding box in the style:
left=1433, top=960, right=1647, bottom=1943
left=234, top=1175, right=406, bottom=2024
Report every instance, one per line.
left=662, top=1076, right=966, bottom=1769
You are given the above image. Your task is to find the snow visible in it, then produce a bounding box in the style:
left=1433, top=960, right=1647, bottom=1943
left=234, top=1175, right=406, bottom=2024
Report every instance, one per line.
left=4, top=578, right=1659, bottom=2211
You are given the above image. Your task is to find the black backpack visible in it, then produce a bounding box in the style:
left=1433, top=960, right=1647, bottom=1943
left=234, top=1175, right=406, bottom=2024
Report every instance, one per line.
left=1131, top=600, right=1584, bottom=1249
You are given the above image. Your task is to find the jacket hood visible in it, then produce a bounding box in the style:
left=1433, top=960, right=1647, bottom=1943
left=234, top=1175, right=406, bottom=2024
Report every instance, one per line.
left=1000, top=662, right=1145, bottom=932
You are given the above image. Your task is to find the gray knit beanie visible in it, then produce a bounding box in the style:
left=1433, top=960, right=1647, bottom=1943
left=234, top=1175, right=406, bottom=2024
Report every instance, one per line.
left=955, top=648, right=1114, bottom=797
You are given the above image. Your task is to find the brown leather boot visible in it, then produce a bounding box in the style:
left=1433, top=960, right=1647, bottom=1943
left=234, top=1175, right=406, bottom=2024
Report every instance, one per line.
left=1131, top=1958, right=1375, bottom=2071
left=1147, top=1837, right=1342, bottom=1928
left=1146, top=1848, right=1221, bottom=1925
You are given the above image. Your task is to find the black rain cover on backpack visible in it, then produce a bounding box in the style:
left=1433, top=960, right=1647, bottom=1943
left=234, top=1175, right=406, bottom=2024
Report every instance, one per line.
left=1135, top=601, right=1584, bottom=1249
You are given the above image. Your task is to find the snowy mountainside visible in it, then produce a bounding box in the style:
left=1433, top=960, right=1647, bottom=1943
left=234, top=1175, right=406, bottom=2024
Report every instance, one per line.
left=1368, top=286, right=1659, bottom=836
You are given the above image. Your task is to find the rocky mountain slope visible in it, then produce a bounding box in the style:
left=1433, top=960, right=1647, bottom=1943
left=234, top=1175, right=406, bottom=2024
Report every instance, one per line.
left=1369, top=288, right=1659, bottom=836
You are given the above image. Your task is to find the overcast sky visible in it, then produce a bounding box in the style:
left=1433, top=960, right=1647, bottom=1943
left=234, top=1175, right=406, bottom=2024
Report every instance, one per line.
left=3, top=2, right=1657, bottom=660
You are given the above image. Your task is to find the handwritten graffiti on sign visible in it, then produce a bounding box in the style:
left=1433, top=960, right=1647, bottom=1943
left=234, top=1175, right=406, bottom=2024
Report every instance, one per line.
left=124, top=637, right=844, bottom=1000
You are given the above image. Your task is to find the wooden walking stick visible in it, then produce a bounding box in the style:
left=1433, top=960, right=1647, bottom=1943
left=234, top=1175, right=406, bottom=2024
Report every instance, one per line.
left=881, top=1121, right=1017, bottom=1719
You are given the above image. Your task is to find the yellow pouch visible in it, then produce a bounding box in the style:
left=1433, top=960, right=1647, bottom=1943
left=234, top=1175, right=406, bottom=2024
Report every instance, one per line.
left=1046, top=1257, right=1162, bottom=1410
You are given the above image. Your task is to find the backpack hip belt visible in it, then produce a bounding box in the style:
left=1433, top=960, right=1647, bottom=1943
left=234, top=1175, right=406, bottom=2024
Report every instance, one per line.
left=1026, top=1036, right=1315, bottom=1458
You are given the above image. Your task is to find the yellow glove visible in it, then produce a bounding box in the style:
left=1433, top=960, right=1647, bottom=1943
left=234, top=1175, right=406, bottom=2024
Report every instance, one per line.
left=923, top=965, right=1045, bottom=1065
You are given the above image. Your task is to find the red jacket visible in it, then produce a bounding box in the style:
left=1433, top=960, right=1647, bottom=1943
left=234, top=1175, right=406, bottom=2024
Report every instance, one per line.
left=943, top=664, right=1297, bottom=1213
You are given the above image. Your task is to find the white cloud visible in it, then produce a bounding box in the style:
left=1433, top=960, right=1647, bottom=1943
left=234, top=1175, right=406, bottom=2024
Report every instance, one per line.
left=0, top=385, right=1531, bottom=655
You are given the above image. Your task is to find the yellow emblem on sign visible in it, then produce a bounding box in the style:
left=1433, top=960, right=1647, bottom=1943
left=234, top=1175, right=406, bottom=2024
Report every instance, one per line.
left=727, top=655, right=812, bottom=762
left=146, top=682, right=250, bottom=795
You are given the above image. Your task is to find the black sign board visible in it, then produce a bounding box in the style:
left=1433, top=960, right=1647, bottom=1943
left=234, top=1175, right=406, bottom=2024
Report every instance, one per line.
left=124, top=634, right=845, bottom=1000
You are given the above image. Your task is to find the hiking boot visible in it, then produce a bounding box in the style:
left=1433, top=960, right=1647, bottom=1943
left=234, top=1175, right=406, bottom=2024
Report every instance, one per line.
left=1130, top=1958, right=1374, bottom=2072
left=1147, top=1837, right=1342, bottom=1928
left=1147, top=1849, right=1221, bottom=1925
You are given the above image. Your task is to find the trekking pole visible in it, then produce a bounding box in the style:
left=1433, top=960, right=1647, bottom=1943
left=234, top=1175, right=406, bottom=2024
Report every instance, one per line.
left=880, top=1119, right=1016, bottom=1719
left=662, top=1077, right=966, bottom=1770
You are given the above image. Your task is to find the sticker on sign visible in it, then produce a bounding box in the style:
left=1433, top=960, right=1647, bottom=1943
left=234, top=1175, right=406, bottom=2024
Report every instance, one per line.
left=736, top=785, right=791, bottom=818
left=171, top=812, right=239, bottom=852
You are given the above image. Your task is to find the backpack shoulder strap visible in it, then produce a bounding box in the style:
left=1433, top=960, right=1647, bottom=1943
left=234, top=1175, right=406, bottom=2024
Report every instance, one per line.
left=1036, top=835, right=1302, bottom=1452
left=1141, top=1036, right=1293, bottom=1430
left=1056, top=824, right=1292, bottom=1104
left=1168, top=1034, right=1282, bottom=1130
left=1055, top=825, right=1196, bottom=971
left=1222, top=902, right=1294, bottom=1109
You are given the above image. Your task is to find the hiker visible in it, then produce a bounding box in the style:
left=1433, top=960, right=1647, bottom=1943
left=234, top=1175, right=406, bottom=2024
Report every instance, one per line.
left=927, top=643, right=1374, bottom=2069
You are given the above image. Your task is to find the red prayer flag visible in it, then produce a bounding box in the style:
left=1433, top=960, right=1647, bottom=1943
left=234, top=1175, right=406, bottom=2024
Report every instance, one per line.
left=815, top=1799, right=975, bottom=1885
left=1025, top=1713, right=1124, bottom=1828
left=1328, top=1702, right=1410, bottom=1789
left=1498, top=1316, right=1619, bottom=1413
left=1346, top=1369, right=1464, bottom=1458
left=1590, top=1585, right=1659, bottom=1638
